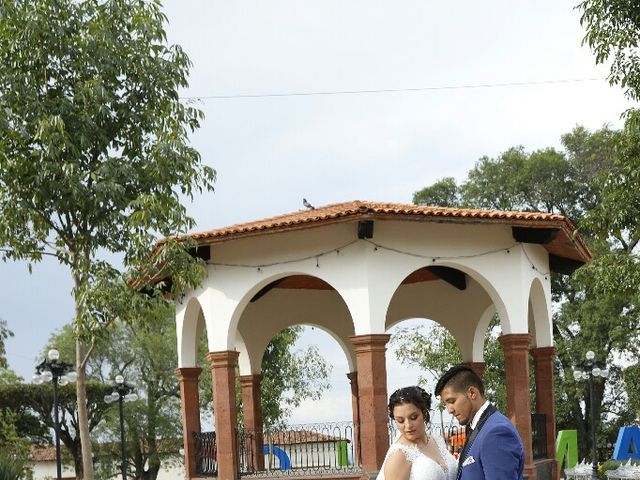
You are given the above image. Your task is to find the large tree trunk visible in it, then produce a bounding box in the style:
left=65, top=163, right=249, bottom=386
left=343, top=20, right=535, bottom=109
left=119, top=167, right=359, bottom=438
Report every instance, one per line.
left=76, top=335, right=95, bottom=479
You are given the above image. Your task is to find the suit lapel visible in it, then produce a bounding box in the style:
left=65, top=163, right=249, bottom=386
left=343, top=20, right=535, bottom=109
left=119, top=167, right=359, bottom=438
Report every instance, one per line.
left=456, top=404, right=497, bottom=480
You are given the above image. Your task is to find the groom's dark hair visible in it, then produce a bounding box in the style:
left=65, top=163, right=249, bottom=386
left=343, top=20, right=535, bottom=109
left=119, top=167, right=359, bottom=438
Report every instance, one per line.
left=434, top=364, right=485, bottom=397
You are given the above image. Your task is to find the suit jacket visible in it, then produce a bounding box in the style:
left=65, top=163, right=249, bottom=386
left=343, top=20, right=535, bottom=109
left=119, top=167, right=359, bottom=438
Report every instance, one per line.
left=457, top=405, right=524, bottom=480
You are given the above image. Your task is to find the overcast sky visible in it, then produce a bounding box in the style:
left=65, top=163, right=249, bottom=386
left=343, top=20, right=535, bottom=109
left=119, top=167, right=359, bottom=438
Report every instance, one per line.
left=0, top=1, right=633, bottom=425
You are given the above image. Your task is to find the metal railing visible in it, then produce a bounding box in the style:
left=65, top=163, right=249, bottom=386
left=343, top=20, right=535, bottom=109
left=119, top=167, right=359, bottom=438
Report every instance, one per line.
left=388, top=422, right=466, bottom=457
left=531, top=413, right=547, bottom=460
left=194, top=431, right=218, bottom=476
left=194, top=414, right=550, bottom=477
left=238, top=421, right=360, bottom=477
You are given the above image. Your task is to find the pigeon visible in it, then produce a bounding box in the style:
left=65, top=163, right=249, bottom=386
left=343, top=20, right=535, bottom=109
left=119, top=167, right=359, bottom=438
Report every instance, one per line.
left=303, top=198, right=315, bottom=210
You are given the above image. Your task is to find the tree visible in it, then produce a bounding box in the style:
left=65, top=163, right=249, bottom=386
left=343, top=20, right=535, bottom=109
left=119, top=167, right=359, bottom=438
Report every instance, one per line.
left=0, top=319, right=12, bottom=370
left=197, top=325, right=332, bottom=431
left=408, top=125, right=640, bottom=458
left=391, top=316, right=507, bottom=428
left=0, top=381, right=112, bottom=474
left=578, top=0, right=640, bottom=102
left=0, top=1, right=215, bottom=477
left=258, top=326, right=332, bottom=429
left=577, top=0, right=640, bottom=291
left=48, top=319, right=331, bottom=478
left=413, top=177, right=461, bottom=208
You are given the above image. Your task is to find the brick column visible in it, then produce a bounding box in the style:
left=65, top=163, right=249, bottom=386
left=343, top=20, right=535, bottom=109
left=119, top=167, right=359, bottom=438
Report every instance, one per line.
left=207, top=351, right=240, bottom=480
left=239, top=374, right=264, bottom=472
left=347, top=371, right=361, bottom=467
left=349, top=334, right=390, bottom=473
left=532, top=346, right=558, bottom=480
left=499, top=334, right=537, bottom=480
left=464, top=361, right=486, bottom=380
left=176, top=367, right=202, bottom=480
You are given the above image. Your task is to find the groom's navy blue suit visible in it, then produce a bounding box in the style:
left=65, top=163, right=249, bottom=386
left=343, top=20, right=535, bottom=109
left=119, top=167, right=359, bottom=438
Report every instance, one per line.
left=457, top=404, right=524, bottom=480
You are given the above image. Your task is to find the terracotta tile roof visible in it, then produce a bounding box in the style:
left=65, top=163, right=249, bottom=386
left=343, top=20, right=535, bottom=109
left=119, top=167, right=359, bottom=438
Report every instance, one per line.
left=264, top=430, right=349, bottom=445
left=187, top=201, right=590, bottom=263
left=30, top=438, right=181, bottom=462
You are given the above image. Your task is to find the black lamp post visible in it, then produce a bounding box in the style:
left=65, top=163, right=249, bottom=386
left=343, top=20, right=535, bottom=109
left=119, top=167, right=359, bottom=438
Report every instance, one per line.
left=32, top=349, right=77, bottom=480
left=104, top=375, right=138, bottom=480
left=573, top=350, right=609, bottom=479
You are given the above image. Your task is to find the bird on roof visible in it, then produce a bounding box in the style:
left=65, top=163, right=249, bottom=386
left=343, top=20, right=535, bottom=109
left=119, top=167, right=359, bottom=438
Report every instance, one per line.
left=303, top=198, right=315, bottom=210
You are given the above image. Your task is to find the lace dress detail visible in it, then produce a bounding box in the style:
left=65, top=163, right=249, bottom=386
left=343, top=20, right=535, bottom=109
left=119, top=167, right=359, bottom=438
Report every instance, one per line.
left=376, top=435, right=457, bottom=480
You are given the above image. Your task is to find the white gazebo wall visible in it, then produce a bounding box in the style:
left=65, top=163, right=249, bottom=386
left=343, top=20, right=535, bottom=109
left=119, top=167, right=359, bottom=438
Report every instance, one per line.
left=177, top=219, right=553, bottom=369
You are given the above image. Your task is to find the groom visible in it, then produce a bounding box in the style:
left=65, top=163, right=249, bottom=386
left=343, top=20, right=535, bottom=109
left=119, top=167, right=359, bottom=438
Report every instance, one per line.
left=435, top=365, right=524, bottom=480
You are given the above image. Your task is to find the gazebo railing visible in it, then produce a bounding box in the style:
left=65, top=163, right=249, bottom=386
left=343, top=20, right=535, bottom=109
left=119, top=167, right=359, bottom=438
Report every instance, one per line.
left=531, top=413, right=547, bottom=460
left=238, top=421, right=360, bottom=477
left=388, top=422, right=466, bottom=457
left=194, top=431, right=218, bottom=476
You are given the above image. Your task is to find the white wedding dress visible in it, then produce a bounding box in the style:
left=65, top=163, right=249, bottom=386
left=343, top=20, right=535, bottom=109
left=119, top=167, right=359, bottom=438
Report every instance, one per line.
left=376, top=435, right=458, bottom=480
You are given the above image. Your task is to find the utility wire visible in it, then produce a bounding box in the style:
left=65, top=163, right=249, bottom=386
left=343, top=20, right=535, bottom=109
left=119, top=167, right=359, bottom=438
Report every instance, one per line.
left=181, top=77, right=607, bottom=101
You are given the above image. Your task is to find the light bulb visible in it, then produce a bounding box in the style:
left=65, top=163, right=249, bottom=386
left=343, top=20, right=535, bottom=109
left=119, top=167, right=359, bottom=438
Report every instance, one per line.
left=41, top=371, right=53, bottom=382
left=592, top=367, right=601, bottom=377
left=573, top=370, right=583, bottom=381
left=48, top=349, right=60, bottom=361
left=115, top=375, right=124, bottom=384
left=124, top=393, right=138, bottom=402
left=66, top=371, right=77, bottom=383
left=32, top=374, right=43, bottom=384
left=586, top=351, right=595, bottom=361
left=601, top=368, right=609, bottom=378
left=104, top=394, right=115, bottom=404
left=58, top=376, right=69, bottom=386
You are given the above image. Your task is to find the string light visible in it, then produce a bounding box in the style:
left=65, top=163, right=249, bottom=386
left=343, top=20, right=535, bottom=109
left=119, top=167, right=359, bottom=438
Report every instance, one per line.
left=206, top=239, right=551, bottom=277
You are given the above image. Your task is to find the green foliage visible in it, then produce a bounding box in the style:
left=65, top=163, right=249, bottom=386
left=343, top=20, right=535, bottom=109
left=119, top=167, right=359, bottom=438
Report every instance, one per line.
left=0, top=410, right=31, bottom=465
left=578, top=0, right=640, bottom=101
left=577, top=1, right=640, bottom=293
left=49, top=313, right=181, bottom=480
left=258, top=326, right=332, bottom=429
left=413, top=177, right=461, bottom=207
left=391, top=316, right=507, bottom=421
left=0, top=453, right=27, bottom=480
left=0, top=319, right=12, bottom=369
left=0, top=0, right=215, bottom=475
left=623, top=364, right=640, bottom=420
left=410, top=124, right=639, bottom=459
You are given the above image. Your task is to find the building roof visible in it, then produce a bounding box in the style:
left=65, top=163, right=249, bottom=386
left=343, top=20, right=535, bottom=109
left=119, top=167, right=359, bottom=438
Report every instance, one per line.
left=187, top=201, right=591, bottom=266
left=265, top=430, right=349, bottom=445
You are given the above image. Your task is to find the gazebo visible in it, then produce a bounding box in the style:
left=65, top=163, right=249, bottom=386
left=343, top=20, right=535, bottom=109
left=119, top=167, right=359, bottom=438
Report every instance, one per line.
left=173, top=201, right=591, bottom=480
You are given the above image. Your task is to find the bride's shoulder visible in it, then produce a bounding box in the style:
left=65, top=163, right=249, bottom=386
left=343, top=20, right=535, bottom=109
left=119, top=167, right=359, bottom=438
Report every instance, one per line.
left=387, top=441, right=421, bottom=462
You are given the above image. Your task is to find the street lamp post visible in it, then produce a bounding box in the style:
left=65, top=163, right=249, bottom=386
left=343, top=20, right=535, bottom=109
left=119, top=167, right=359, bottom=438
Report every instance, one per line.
left=104, top=375, right=138, bottom=480
left=573, top=350, right=609, bottom=479
left=32, top=349, right=77, bottom=480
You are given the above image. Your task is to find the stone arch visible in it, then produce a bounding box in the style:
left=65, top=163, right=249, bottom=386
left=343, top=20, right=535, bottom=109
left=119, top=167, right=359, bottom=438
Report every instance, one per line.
left=232, top=272, right=356, bottom=374
left=528, top=276, right=552, bottom=347
left=252, top=323, right=356, bottom=375
left=225, top=270, right=354, bottom=351
left=386, top=262, right=497, bottom=361
left=177, top=296, right=207, bottom=368
left=471, top=305, right=498, bottom=362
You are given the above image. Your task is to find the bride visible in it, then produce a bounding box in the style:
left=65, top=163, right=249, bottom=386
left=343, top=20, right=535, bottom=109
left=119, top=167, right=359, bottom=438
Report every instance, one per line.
left=377, top=386, right=457, bottom=480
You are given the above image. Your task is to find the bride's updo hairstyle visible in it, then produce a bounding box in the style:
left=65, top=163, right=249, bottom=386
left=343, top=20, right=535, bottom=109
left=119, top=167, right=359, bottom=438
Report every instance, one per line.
left=388, top=386, right=432, bottom=424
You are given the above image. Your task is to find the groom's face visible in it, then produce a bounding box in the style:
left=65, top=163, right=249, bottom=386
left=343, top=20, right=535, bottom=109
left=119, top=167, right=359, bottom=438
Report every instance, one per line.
left=440, top=386, right=475, bottom=426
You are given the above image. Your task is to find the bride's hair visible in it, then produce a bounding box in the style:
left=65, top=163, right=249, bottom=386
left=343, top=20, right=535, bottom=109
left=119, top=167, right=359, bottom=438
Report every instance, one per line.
left=388, top=386, right=432, bottom=423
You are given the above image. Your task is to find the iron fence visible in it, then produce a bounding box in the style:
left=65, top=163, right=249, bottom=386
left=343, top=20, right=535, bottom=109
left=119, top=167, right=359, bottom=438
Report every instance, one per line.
left=194, top=431, right=218, bottom=476
left=194, top=414, right=549, bottom=478
left=388, top=421, right=466, bottom=457
left=531, top=413, right=547, bottom=460
left=238, top=421, right=360, bottom=477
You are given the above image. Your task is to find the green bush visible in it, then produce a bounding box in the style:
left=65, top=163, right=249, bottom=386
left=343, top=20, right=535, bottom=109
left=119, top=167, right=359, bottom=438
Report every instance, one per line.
left=598, top=459, right=640, bottom=480
left=0, top=453, right=25, bottom=480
